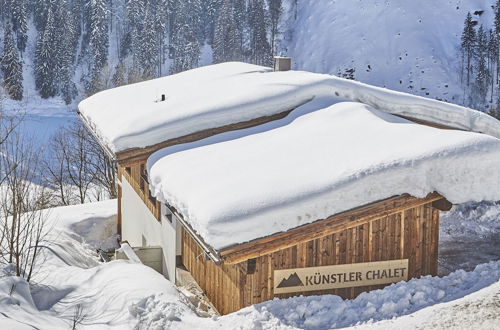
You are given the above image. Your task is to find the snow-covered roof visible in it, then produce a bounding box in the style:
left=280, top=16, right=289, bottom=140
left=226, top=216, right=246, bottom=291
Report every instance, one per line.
left=78, top=62, right=500, bottom=154
left=147, top=102, right=500, bottom=250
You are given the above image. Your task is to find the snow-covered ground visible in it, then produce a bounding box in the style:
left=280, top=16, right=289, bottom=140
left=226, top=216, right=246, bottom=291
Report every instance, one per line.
left=1, top=200, right=499, bottom=329
left=439, top=202, right=500, bottom=274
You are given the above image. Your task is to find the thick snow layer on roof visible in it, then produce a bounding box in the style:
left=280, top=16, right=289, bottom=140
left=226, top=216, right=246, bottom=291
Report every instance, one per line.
left=78, top=62, right=500, bottom=153
left=148, top=102, right=500, bottom=250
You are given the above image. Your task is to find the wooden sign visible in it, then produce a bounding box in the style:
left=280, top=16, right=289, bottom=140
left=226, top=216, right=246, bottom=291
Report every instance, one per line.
left=274, top=259, right=409, bottom=294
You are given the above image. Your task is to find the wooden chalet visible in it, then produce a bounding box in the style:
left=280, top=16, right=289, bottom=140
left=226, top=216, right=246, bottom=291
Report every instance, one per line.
left=77, top=60, right=499, bottom=316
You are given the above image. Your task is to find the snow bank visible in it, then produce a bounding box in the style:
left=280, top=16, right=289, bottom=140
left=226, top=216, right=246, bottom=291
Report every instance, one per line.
left=79, top=62, right=500, bottom=153
left=129, top=260, right=500, bottom=329
left=0, top=200, right=198, bottom=329
left=148, top=102, right=500, bottom=249
left=45, top=199, right=118, bottom=251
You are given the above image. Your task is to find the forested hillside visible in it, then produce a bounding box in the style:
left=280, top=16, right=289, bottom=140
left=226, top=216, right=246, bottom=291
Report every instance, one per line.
left=0, top=0, right=283, bottom=105
left=2, top=0, right=500, bottom=115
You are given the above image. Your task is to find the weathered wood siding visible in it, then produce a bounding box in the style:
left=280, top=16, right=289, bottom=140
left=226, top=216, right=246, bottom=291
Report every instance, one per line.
left=181, top=197, right=440, bottom=315
left=243, top=201, right=439, bottom=305
left=181, top=228, right=244, bottom=315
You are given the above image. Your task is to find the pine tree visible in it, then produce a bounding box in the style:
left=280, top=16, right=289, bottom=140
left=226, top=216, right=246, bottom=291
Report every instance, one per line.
left=1, top=23, right=23, bottom=100
left=487, top=29, right=498, bottom=103
left=154, top=0, right=169, bottom=76
left=267, top=0, right=283, bottom=55
left=35, top=9, right=58, bottom=99
left=127, top=0, right=146, bottom=63
left=169, top=0, right=201, bottom=74
left=248, top=0, right=271, bottom=66
left=57, top=0, right=80, bottom=104
left=87, top=0, right=110, bottom=94
left=33, top=0, right=54, bottom=32
left=139, top=5, right=159, bottom=78
left=495, top=0, right=500, bottom=86
left=461, top=12, right=476, bottom=86
left=202, top=0, right=223, bottom=45
left=213, top=0, right=243, bottom=63
left=10, top=0, right=28, bottom=53
left=474, top=25, right=490, bottom=107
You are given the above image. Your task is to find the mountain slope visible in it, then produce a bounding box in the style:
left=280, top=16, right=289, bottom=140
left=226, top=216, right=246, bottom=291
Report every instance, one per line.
left=281, top=0, right=495, bottom=105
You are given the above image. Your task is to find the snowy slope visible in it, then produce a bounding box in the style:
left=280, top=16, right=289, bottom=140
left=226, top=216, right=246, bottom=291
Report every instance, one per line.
left=2, top=201, right=500, bottom=329
left=282, top=0, right=494, bottom=104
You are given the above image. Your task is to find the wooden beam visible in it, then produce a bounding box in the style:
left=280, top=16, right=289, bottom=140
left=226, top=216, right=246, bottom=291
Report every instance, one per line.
left=220, top=193, right=443, bottom=264
left=397, top=115, right=464, bottom=131
left=431, top=198, right=453, bottom=211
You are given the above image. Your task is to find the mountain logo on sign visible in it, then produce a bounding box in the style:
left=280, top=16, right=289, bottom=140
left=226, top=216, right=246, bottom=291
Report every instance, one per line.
left=277, top=272, right=304, bottom=288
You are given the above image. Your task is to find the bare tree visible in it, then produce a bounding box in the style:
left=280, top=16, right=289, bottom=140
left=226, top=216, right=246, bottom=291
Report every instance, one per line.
left=70, top=304, right=88, bottom=330
left=44, top=127, right=78, bottom=206
left=44, top=121, right=116, bottom=206
left=87, top=128, right=117, bottom=199
left=0, top=128, right=50, bottom=282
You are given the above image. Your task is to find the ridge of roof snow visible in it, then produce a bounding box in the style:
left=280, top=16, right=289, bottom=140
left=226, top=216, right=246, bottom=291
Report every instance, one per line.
left=147, top=102, right=500, bottom=250
left=78, top=62, right=500, bottom=154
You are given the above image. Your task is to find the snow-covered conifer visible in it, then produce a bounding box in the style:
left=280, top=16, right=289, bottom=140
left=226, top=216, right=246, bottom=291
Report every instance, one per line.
left=1, top=23, right=23, bottom=100
left=248, top=0, right=271, bottom=66
left=461, top=12, right=477, bottom=86
left=474, top=25, right=490, bottom=107
left=35, top=9, right=58, bottom=99
left=169, top=0, right=201, bottom=74
left=10, top=0, right=28, bottom=53
left=87, top=0, right=110, bottom=94
left=57, top=0, right=80, bottom=104
left=213, top=0, right=243, bottom=63
left=267, top=0, right=283, bottom=54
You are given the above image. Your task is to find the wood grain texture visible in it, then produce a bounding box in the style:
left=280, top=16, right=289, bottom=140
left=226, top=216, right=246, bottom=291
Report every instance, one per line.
left=220, top=193, right=443, bottom=264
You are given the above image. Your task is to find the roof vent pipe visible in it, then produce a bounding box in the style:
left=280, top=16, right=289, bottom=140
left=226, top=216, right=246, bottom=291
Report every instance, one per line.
left=273, top=56, right=291, bottom=72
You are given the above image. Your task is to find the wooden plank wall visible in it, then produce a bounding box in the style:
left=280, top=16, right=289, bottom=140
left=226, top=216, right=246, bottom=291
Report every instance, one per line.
left=181, top=228, right=243, bottom=315
left=243, top=201, right=439, bottom=306
left=118, top=164, right=161, bottom=220
left=181, top=199, right=439, bottom=315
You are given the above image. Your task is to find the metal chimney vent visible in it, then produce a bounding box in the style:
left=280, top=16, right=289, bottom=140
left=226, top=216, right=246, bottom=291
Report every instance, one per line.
left=273, top=56, right=291, bottom=72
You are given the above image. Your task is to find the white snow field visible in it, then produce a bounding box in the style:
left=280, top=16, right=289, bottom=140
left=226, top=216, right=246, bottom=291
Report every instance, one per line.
left=1, top=201, right=500, bottom=329
left=147, top=101, right=500, bottom=250
left=79, top=62, right=500, bottom=153
left=282, top=0, right=495, bottom=103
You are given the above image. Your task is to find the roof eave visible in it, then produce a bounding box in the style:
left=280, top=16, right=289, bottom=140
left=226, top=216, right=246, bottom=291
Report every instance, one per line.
left=77, top=110, right=117, bottom=162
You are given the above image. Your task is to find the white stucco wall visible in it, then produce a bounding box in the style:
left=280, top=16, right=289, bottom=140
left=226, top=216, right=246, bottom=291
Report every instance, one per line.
left=121, top=176, right=179, bottom=281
